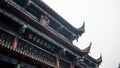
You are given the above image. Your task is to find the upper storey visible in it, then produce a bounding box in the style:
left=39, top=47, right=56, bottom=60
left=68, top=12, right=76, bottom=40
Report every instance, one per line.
left=0, top=0, right=102, bottom=67
left=11, top=0, right=85, bottom=43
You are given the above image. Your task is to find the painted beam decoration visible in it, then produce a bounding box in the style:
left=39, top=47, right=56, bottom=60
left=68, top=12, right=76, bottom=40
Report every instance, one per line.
left=24, top=29, right=55, bottom=52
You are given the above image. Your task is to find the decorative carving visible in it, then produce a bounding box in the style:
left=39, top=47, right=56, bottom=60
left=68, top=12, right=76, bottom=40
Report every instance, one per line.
left=19, top=24, right=27, bottom=34
left=24, top=0, right=31, bottom=9
left=40, top=15, right=50, bottom=27
left=71, top=34, right=78, bottom=42
left=27, top=33, right=55, bottom=51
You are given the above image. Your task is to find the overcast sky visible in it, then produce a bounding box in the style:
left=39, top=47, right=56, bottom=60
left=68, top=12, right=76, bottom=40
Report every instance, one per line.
left=43, top=0, right=120, bottom=68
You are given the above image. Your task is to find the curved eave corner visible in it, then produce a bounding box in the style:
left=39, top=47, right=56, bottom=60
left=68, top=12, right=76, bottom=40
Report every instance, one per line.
left=73, top=22, right=85, bottom=42
left=81, top=42, right=92, bottom=56
left=78, top=21, right=85, bottom=36
left=96, top=54, right=102, bottom=65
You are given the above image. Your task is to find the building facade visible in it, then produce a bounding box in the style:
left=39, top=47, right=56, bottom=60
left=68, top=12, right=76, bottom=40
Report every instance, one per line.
left=0, top=0, right=102, bottom=68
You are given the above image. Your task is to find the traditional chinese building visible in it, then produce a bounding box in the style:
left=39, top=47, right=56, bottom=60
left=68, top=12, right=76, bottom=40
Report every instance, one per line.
left=0, top=0, right=102, bottom=68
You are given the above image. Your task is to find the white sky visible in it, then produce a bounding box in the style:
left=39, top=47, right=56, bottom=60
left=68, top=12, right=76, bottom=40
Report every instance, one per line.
left=43, top=0, right=120, bottom=68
